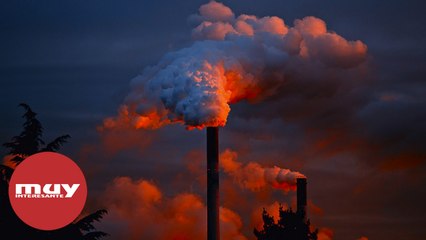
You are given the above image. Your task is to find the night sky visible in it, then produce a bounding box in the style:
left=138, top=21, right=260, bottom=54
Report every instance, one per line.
left=1, top=0, right=426, bottom=239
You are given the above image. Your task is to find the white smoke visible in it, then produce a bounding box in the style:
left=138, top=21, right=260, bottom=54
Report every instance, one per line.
left=220, top=149, right=305, bottom=192
left=104, top=1, right=367, bottom=130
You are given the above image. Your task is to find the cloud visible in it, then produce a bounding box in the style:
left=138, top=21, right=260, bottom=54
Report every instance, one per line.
left=317, top=227, right=334, bottom=240
left=101, top=176, right=248, bottom=240
left=198, top=1, right=235, bottom=23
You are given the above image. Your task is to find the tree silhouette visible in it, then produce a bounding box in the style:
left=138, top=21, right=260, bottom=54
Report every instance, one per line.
left=254, top=205, right=318, bottom=240
left=0, top=103, right=109, bottom=239
left=3, top=103, right=70, bottom=165
left=49, top=210, right=109, bottom=240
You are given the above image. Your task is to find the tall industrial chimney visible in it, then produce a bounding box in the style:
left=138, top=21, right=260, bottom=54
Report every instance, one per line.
left=296, top=178, right=307, bottom=222
left=207, top=127, right=219, bottom=240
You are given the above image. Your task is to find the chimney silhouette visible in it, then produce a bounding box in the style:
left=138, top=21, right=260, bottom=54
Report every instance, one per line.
left=296, top=178, right=307, bottom=222
left=207, top=127, right=219, bottom=240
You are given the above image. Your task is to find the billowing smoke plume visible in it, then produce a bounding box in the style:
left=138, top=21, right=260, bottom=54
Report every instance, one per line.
left=103, top=0, right=367, bottom=130
left=220, top=149, right=305, bottom=192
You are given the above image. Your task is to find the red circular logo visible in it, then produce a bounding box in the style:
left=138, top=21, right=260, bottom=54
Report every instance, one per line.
left=9, top=152, right=87, bottom=230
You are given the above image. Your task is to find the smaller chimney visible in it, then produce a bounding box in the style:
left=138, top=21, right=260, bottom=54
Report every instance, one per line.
left=296, top=178, right=307, bottom=222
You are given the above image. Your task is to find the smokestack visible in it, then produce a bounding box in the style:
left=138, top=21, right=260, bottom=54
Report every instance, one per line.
left=296, top=178, right=307, bottom=222
left=207, top=127, right=219, bottom=240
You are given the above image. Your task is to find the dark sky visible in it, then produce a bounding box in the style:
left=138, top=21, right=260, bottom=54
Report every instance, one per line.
left=1, top=0, right=426, bottom=239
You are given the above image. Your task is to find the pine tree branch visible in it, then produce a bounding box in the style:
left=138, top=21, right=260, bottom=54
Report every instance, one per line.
left=75, top=209, right=108, bottom=232
left=41, top=134, right=71, bottom=152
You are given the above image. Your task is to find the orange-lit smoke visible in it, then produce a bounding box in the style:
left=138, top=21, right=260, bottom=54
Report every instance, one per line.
left=103, top=1, right=367, bottom=130
left=220, top=149, right=305, bottom=192
left=250, top=201, right=284, bottom=230
left=101, top=104, right=172, bottom=130
left=249, top=202, right=332, bottom=240
left=2, top=155, right=16, bottom=169
left=317, top=227, right=334, bottom=240
left=101, top=177, right=248, bottom=240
